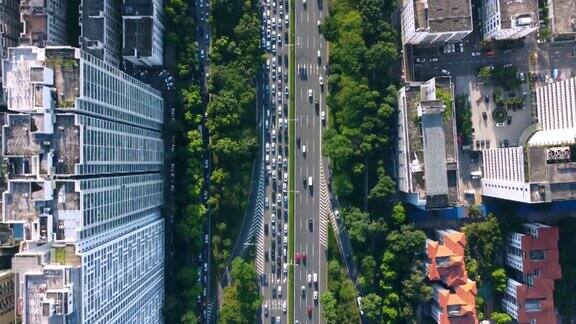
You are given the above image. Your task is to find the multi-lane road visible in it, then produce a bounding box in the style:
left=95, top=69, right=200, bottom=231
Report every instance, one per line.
left=260, top=0, right=291, bottom=322
left=293, top=0, right=328, bottom=322
left=258, top=0, right=330, bottom=322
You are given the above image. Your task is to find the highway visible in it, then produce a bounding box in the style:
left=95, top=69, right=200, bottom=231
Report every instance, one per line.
left=293, top=0, right=328, bottom=322
left=259, top=0, right=291, bottom=322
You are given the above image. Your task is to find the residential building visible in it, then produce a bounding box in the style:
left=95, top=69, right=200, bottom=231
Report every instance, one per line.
left=121, top=0, right=164, bottom=66
left=79, top=0, right=122, bottom=68
left=1, top=46, right=164, bottom=323
left=547, top=0, right=576, bottom=40
left=482, top=0, right=539, bottom=40
left=0, top=0, right=22, bottom=106
left=400, top=0, right=473, bottom=45
left=425, top=230, right=478, bottom=324
left=481, top=77, right=576, bottom=203
left=0, top=270, right=15, bottom=324
left=502, top=223, right=561, bottom=324
left=397, top=77, right=459, bottom=209
left=19, top=0, right=67, bottom=47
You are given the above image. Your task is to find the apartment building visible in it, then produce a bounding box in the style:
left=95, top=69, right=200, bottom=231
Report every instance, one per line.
left=19, top=0, right=67, bottom=47
left=79, top=0, right=122, bottom=68
left=121, top=0, right=164, bottom=66
left=481, top=77, right=576, bottom=203
left=397, top=77, right=459, bottom=209
left=425, top=230, right=478, bottom=324
left=0, top=270, right=15, bottom=324
left=1, top=46, right=164, bottom=323
left=502, top=223, right=561, bottom=324
left=0, top=0, right=22, bottom=106
left=482, top=0, right=539, bottom=40
left=400, top=0, right=473, bottom=45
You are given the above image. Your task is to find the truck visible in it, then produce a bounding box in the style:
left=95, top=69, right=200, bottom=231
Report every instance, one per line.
left=313, top=272, right=318, bottom=286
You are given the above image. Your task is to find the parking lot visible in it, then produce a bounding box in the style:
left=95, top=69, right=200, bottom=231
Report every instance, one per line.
left=455, top=75, right=534, bottom=150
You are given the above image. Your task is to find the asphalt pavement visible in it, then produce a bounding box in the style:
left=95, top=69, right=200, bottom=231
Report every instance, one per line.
left=412, top=35, right=576, bottom=81
left=293, top=0, right=328, bottom=322
left=259, top=0, right=292, bottom=322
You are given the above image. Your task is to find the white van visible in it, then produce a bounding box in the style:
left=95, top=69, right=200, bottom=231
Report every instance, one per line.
left=313, top=272, right=318, bottom=285
left=308, top=176, right=313, bottom=188
left=265, top=154, right=270, bottom=163
left=272, top=129, right=276, bottom=139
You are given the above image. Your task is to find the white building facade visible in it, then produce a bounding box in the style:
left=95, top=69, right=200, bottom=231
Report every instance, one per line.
left=482, top=0, right=539, bottom=40
left=481, top=77, right=576, bottom=203
left=1, top=46, right=165, bottom=323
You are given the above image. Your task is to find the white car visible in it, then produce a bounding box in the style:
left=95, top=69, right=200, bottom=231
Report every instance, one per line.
left=319, top=76, right=323, bottom=86
left=283, top=263, right=287, bottom=274
left=272, top=57, right=277, bottom=67
left=308, top=89, right=313, bottom=98
left=471, top=52, right=481, bottom=56
left=278, top=105, right=283, bottom=116
left=278, top=285, right=282, bottom=297
left=265, top=197, right=269, bottom=207
left=314, top=291, right=318, bottom=301
left=308, top=273, right=312, bottom=285
left=265, top=142, right=270, bottom=152
left=321, top=111, right=325, bottom=122
left=282, top=301, right=287, bottom=313
left=415, top=58, right=425, bottom=63
left=284, top=223, right=288, bottom=234
left=285, top=14, right=289, bottom=25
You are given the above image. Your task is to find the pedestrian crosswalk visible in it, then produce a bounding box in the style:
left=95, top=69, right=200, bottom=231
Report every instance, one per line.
left=250, top=164, right=266, bottom=275
left=318, top=157, right=331, bottom=247
left=296, top=63, right=323, bottom=77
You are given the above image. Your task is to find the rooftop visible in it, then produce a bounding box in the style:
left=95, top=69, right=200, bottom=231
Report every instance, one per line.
left=413, top=0, right=472, bottom=33
left=3, top=114, right=80, bottom=176
left=19, top=0, right=48, bottom=47
left=121, top=0, right=154, bottom=16
left=122, top=17, right=153, bottom=57
left=402, top=77, right=458, bottom=207
left=498, top=0, right=539, bottom=30
left=80, top=0, right=106, bottom=58
left=550, top=0, right=576, bottom=35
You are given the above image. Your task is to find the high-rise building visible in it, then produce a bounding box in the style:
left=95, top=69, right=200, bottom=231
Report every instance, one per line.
left=397, top=77, right=460, bottom=209
left=400, top=0, right=473, bottom=45
left=79, top=0, right=122, bottom=68
left=19, top=0, right=67, bottom=47
left=502, top=223, right=561, bottom=324
left=121, top=0, right=164, bottom=67
left=482, top=0, right=539, bottom=40
left=1, top=46, right=164, bottom=323
left=481, top=77, right=576, bottom=203
left=0, top=0, right=22, bottom=105
left=425, top=230, right=478, bottom=324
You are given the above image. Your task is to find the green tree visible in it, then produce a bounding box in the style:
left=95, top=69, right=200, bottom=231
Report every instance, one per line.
left=219, top=284, right=243, bottom=323
left=361, top=293, right=382, bottom=322
left=343, top=207, right=371, bottom=243
left=368, top=166, right=395, bottom=203
left=390, top=203, right=406, bottom=227
left=463, top=214, right=504, bottom=278
left=491, top=311, right=513, bottom=324
left=478, top=67, right=493, bottom=83
left=320, top=291, right=339, bottom=323
left=491, top=268, right=507, bottom=294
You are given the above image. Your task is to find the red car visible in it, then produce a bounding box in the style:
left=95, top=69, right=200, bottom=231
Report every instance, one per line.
left=307, top=305, right=312, bottom=317
left=302, top=252, right=307, bottom=264
left=295, top=252, right=301, bottom=264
